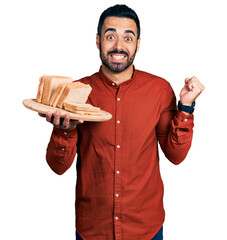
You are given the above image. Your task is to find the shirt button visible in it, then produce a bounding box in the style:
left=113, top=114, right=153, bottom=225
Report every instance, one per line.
left=115, top=193, right=119, bottom=197
left=117, top=98, right=120, bottom=101
left=64, top=132, right=68, bottom=135
left=61, top=148, right=65, bottom=151
left=115, top=216, right=119, bottom=220
left=117, top=145, right=120, bottom=149
left=112, top=82, right=115, bottom=86
left=116, top=170, right=120, bottom=174
left=184, top=119, right=188, bottom=122
left=117, top=120, right=120, bottom=124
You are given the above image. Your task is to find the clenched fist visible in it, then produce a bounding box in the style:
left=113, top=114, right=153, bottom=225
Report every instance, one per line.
left=180, top=76, right=205, bottom=106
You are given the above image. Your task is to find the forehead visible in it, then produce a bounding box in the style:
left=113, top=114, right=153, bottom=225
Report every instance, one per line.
left=102, top=17, right=137, bottom=36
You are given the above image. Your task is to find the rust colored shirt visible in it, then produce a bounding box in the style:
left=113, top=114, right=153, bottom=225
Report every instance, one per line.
left=46, top=67, right=194, bottom=240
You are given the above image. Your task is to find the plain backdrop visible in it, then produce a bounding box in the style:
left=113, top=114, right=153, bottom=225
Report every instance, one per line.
left=1, top=0, right=226, bottom=239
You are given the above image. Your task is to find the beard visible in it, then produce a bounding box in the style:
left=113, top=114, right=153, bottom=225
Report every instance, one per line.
left=99, top=43, right=137, bottom=73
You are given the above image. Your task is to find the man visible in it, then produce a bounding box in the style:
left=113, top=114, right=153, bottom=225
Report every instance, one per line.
left=40, top=4, right=205, bottom=240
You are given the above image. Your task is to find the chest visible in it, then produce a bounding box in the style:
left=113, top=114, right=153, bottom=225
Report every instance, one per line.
left=78, top=82, right=163, bottom=144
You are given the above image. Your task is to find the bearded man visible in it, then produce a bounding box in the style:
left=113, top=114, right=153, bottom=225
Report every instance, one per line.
left=40, top=4, right=205, bottom=240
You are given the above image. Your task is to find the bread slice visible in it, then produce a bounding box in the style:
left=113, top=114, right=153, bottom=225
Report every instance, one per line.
left=41, top=76, right=73, bottom=105
left=49, top=82, right=69, bottom=107
left=63, top=102, right=100, bottom=112
left=56, top=82, right=92, bottom=108
left=63, top=102, right=101, bottom=116
left=36, top=75, right=45, bottom=103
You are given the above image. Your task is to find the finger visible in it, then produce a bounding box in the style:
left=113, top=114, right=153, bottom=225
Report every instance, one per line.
left=38, top=112, right=46, bottom=117
left=53, top=110, right=61, bottom=126
left=187, top=80, right=195, bottom=91
left=191, top=76, right=205, bottom=91
left=65, top=119, right=84, bottom=131
left=188, top=76, right=204, bottom=91
left=46, top=112, right=53, bottom=122
left=188, top=78, right=204, bottom=93
left=69, top=119, right=84, bottom=129
left=71, top=119, right=84, bottom=127
left=185, top=77, right=191, bottom=85
left=62, top=113, right=70, bottom=129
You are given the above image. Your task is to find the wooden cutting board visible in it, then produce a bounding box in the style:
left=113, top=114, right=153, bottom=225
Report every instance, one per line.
left=23, top=99, right=112, bottom=122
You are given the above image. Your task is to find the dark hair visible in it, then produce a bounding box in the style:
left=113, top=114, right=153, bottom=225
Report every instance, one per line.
left=97, top=4, right=141, bottom=39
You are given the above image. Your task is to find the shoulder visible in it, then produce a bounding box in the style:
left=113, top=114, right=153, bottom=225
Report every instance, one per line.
left=135, top=69, right=173, bottom=90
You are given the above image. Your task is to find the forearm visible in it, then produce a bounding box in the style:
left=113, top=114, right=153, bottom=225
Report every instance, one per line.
left=157, top=75, right=203, bottom=164
left=46, top=127, right=78, bottom=175
left=163, top=111, right=194, bottom=164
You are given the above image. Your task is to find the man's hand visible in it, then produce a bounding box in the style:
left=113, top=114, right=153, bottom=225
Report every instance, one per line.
left=180, top=76, right=205, bottom=106
left=38, top=110, right=84, bottom=131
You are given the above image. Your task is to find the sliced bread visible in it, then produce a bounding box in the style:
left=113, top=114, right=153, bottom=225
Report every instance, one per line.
left=63, top=102, right=101, bottom=115
left=56, top=82, right=92, bottom=108
left=49, top=82, right=69, bottom=107
left=41, top=76, right=73, bottom=105
left=63, top=102, right=100, bottom=112
left=36, top=75, right=45, bottom=103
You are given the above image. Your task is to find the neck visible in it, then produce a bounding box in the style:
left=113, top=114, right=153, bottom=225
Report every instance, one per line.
left=101, top=64, right=134, bottom=86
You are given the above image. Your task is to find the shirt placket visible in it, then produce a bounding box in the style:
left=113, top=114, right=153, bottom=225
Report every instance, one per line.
left=114, top=87, right=122, bottom=240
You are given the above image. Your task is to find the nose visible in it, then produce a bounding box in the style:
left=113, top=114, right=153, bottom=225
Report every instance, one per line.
left=114, top=38, right=125, bottom=51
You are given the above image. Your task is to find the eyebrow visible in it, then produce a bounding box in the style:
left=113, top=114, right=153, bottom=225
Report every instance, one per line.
left=125, top=30, right=136, bottom=36
left=104, top=28, right=136, bottom=36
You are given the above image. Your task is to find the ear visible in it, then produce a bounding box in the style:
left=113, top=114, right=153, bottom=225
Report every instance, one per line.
left=96, top=34, right=100, bottom=50
left=136, top=38, right=141, bottom=53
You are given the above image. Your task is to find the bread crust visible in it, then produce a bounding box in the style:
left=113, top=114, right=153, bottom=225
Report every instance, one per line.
left=63, top=102, right=100, bottom=112
left=63, top=103, right=101, bottom=115
left=42, top=76, right=51, bottom=105
left=36, top=76, right=95, bottom=115
left=49, top=82, right=68, bottom=107
left=36, top=75, right=45, bottom=103
left=41, top=76, right=73, bottom=105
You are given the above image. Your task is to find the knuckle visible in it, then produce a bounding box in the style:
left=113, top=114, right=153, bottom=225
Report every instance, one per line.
left=46, top=117, right=51, bottom=122
left=53, top=119, right=60, bottom=126
left=62, top=124, right=69, bottom=129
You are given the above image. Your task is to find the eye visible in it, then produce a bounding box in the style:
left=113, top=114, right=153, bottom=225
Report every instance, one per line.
left=125, top=36, right=133, bottom=42
left=107, top=35, right=115, bottom=40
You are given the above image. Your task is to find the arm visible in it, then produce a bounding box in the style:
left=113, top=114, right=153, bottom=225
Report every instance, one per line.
left=46, top=126, right=78, bottom=175
left=39, top=110, right=83, bottom=175
left=157, top=76, right=204, bottom=165
left=156, top=107, right=194, bottom=165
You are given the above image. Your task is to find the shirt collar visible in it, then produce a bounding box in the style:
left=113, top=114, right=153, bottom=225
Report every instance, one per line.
left=98, top=65, right=138, bottom=88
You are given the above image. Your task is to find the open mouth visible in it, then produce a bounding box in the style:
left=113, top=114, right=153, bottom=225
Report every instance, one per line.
left=110, top=54, right=126, bottom=62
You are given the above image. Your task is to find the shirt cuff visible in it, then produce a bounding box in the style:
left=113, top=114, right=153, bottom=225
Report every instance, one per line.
left=52, top=126, right=77, bottom=139
left=176, top=110, right=194, bottom=123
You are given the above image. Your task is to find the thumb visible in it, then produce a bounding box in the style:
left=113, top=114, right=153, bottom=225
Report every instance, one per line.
left=185, top=77, right=191, bottom=85
left=38, top=112, right=46, bottom=117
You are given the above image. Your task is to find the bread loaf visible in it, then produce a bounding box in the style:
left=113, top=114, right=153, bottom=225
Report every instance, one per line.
left=36, top=75, right=96, bottom=116
left=41, top=75, right=73, bottom=105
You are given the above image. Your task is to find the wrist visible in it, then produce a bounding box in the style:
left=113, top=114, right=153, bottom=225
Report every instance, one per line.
left=180, top=101, right=193, bottom=106
left=178, top=101, right=195, bottom=114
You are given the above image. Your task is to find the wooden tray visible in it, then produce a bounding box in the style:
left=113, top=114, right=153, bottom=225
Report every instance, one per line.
left=23, top=99, right=112, bottom=122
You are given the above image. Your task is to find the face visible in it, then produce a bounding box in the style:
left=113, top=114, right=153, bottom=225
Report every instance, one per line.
left=96, top=17, right=140, bottom=73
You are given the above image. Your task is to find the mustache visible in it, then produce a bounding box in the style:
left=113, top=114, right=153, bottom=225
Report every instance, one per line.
left=107, top=49, right=129, bottom=57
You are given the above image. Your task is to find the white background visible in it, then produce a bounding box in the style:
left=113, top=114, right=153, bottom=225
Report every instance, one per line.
left=0, top=0, right=226, bottom=239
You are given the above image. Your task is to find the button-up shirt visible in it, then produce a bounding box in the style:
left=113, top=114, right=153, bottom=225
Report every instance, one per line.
left=46, top=67, right=194, bottom=240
